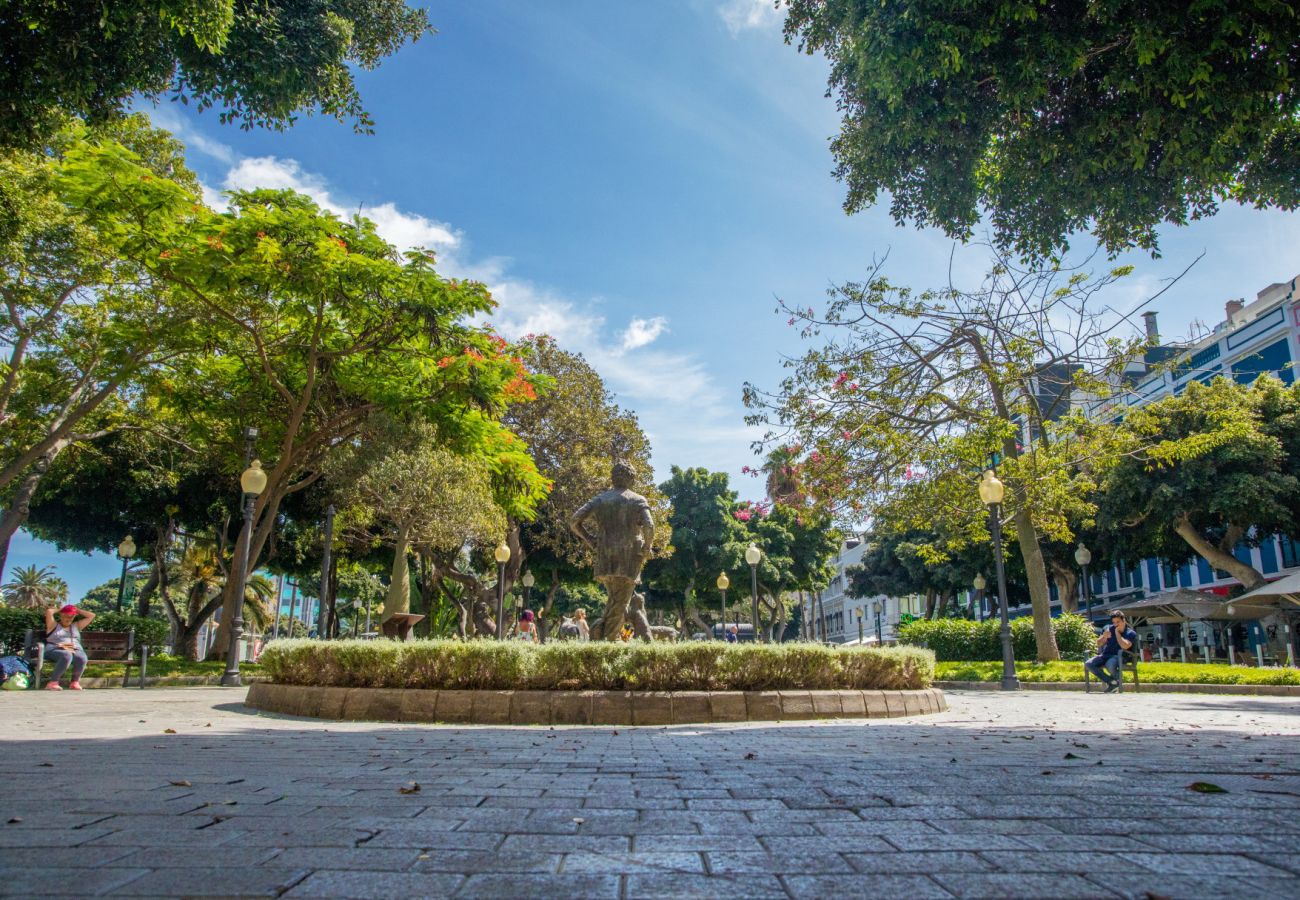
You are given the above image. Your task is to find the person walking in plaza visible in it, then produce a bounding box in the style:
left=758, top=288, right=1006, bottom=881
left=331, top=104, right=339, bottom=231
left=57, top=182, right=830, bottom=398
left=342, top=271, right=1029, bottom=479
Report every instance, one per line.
left=1085, top=611, right=1137, bottom=693
left=517, top=609, right=538, bottom=643
left=574, top=608, right=590, bottom=641
left=42, top=604, right=94, bottom=691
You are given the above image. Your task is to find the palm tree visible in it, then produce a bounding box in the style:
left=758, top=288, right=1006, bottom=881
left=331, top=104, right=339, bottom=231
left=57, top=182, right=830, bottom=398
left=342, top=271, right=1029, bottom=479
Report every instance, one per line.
left=238, top=573, right=275, bottom=633
left=170, top=548, right=276, bottom=659
left=1, top=565, right=68, bottom=608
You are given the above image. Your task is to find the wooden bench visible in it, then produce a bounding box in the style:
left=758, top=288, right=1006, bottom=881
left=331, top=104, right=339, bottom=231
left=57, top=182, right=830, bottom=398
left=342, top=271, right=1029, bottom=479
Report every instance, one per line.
left=1084, top=646, right=1140, bottom=694
left=23, top=629, right=150, bottom=689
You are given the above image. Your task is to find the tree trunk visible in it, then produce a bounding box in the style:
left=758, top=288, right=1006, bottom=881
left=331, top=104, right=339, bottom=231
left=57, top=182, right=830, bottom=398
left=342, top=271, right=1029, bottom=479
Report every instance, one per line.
left=1012, top=508, right=1060, bottom=661
left=1174, top=515, right=1266, bottom=590
left=1050, top=561, right=1078, bottom=614
left=134, top=566, right=161, bottom=620
left=0, top=448, right=58, bottom=580
left=381, top=523, right=413, bottom=623
left=923, top=588, right=937, bottom=620
left=537, top=568, right=561, bottom=643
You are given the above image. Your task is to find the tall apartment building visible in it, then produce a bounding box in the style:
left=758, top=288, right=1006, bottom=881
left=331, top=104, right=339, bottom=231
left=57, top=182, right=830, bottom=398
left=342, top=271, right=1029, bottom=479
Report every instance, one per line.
left=812, top=535, right=923, bottom=644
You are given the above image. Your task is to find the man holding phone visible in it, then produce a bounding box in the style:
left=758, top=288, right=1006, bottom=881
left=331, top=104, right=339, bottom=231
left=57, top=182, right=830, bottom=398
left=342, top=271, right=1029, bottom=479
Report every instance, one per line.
left=1085, top=611, right=1137, bottom=694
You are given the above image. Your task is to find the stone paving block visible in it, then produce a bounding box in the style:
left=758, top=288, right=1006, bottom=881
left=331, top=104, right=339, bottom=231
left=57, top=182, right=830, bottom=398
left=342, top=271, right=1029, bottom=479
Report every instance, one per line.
left=260, top=847, right=423, bottom=870
left=366, top=831, right=502, bottom=851
left=560, top=850, right=706, bottom=873
left=436, top=690, right=474, bottom=724
left=861, top=690, right=889, bottom=717
left=933, top=872, right=1109, bottom=898
left=499, top=834, right=630, bottom=853
left=458, top=873, right=620, bottom=898
left=633, top=834, right=765, bottom=852
left=399, top=689, right=439, bottom=723
left=284, top=870, right=464, bottom=898
left=670, top=691, right=711, bottom=724
left=510, top=691, right=554, bottom=725
left=845, top=851, right=993, bottom=874
left=85, top=826, right=250, bottom=846
left=630, top=692, right=673, bottom=726
left=978, top=851, right=1126, bottom=874
left=412, top=850, right=562, bottom=873
left=0, top=845, right=137, bottom=869
left=707, top=692, right=747, bottom=722
left=552, top=691, right=594, bottom=725
left=108, top=865, right=311, bottom=896
left=0, top=866, right=149, bottom=896
left=809, top=691, right=843, bottom=718
left=591, top=691, right=633, bottom=725
left=783, top=874, right=952, bottom=899
left=109, top=847, right=282, bottom=868
left=837, top=690, right=866, bottom=717
left=744, top=691, right=782, bottom=721
left=1086, top=873, right=1299, bottom=900
left=625, top=872, right=788, bottom=898
left=1119, top=852, right=1292, bottom=877
left=705, top=852, right=838, bottom=874
left=317, top=686, right=348, bottom=719
left=777, top=690, right=815, bottom=720
left=884, top=833, right=1028, bottom=851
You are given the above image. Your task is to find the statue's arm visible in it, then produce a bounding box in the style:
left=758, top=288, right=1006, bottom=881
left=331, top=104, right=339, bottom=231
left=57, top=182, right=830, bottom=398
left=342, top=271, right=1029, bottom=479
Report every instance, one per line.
left=639, top=505, right=655, bottom=559
left=570, top=502, right=596, bottom=549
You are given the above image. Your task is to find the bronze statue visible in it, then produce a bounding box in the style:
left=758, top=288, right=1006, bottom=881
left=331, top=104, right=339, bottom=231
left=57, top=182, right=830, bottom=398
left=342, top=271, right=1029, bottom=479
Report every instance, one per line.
left=570, top=461, right=655, bottom=641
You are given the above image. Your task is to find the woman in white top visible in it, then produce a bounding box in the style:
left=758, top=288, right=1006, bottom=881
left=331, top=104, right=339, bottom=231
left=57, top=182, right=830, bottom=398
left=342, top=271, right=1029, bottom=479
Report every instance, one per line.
left=43, top=604, right=95, bottom=691
left=517, top=609, right=538, bottom=643
left=575, top=608, right=590, bottom=642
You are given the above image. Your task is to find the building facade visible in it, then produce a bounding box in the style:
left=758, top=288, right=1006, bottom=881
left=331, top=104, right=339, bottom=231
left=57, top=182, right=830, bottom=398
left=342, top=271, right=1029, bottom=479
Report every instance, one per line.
left=812, top=536, right=923, bottom=644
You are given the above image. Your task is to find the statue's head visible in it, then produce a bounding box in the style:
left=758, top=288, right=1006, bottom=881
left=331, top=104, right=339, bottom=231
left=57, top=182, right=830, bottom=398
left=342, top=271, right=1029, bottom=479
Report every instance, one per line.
left=611, top=460, right=636, bottom=489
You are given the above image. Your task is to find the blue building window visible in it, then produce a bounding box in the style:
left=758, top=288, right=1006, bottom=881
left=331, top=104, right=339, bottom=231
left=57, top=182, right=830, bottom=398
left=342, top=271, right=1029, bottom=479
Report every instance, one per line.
left=1282, top=536, right=1300, bottom=570
left=1232, top=338, right=1294, bottom=385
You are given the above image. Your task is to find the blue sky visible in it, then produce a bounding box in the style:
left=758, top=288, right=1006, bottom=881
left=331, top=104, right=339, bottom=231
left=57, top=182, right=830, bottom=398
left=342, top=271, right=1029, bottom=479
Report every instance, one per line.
left=17, top=0, right=1300, bottom=600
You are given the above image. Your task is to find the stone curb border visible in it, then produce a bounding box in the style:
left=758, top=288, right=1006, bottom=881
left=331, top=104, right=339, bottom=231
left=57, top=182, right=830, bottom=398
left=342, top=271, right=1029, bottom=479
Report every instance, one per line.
left=245, top=682, right=947, bottom=725
left=937, top=679, right=1300, bottom=697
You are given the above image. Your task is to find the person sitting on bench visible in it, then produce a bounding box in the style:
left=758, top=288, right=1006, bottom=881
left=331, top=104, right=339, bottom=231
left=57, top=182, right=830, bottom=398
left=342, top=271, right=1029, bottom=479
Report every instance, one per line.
left=43, top=604, right=94, bottom=691
left=1085, top=611, right=1136, bottom=694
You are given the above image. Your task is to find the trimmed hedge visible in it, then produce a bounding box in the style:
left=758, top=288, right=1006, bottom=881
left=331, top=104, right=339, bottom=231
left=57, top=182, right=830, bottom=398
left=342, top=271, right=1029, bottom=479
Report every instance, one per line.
left=260, top=639, right=935, bottom=692
left=0, top=608, right=166, bottom=655
left=898, top=614, right=1094, bottom=661
left=936, top=660, right=1300, bottom=686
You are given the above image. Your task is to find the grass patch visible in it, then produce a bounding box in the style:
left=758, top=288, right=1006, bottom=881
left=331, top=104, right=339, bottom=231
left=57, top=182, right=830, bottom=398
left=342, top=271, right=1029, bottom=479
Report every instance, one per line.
left=74, top=656, right=262, bottom=680
left=260, top=639, right=934, bottom=691
left=936, top=660, right=1300, bottom=686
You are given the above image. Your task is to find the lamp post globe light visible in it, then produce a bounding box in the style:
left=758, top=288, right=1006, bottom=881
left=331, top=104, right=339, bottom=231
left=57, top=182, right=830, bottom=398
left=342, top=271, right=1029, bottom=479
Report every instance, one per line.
left=221, top=458, right=268, bottom=687
left=494, top=542, right=511, bottom=640
left=745, top=544, right=762, bottom=643
left=973, top=572, right=987, bottom=622
left=978, top=469, right=1019, bottom=692
left=872, top=599, right=883, bottom=644
left=115, top=535, right=136, bottom=613
left=1074, top=542, right=1093, bottom=621
left=716, top=571, right=730, bottom=641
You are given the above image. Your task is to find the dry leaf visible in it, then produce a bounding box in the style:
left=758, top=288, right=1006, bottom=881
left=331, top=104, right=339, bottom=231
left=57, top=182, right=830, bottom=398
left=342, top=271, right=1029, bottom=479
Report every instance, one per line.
left=7, top=817, right=21, bottom=824
left=398, top=782, right=421, bottom=795
left=743, top=752, right=756, bottom=760
left=1188, top=782, right=1227, bottom=794
left=169, top=780, right=192, bottom=787
left=163, top=728, right=177, bottom=734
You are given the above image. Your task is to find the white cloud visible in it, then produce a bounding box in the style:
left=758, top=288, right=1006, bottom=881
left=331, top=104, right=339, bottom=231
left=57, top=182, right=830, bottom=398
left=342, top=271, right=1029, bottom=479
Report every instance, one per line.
left=222, top=156, right=460, bottom=251
left=719, top=0, right=782, bottom=35
left=620, top=316, right=669, bottom=350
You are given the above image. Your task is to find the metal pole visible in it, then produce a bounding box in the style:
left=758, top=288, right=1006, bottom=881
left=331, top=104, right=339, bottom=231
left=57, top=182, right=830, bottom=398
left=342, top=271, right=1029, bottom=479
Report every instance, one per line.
left=876, top=606, right=883, bottom=644
left=286, top=580, right=299, bottom=636
left=365, top=600, right=372, bottom=635
left=317, top=505, right=335, bottom=640
left=719, top=589, right=726, bottom=640
left=221, top=489, right=255, bottom=687
left=990, top=502, right=1019, bottom=691
left=749, top=563, right=761, bottom=644
left=1082, top=563, right=1092, bottom=620
left=495, top=561, right=506, bottom=640
left=115, top=555, right=128, bottom=613
left=857, top=611, right=864, bottom=644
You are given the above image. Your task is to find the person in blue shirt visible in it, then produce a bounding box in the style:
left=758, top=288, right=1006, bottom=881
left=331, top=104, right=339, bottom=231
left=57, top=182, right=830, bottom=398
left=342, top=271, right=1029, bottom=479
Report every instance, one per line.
left=1085, top=611, right=1138, bottom=693
left=725, top=625, right=739, bottom=644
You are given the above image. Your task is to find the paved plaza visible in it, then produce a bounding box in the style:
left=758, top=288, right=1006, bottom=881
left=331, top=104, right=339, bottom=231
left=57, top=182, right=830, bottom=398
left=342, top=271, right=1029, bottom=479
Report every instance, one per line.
left=0, top=687, right=1297, bottom=898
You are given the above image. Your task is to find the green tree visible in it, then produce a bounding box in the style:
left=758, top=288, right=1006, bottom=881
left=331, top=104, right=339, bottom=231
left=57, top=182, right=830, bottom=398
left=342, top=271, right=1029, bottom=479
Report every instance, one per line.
left=739, top=501, right=841, bottom=641
left=1097, top=376, right=1300, bottom=591
left=745, top=255, right=1142, bottom=660
left=0, top=563, right=66, bottom=608
left=783, top=0, right=1300, bottom=259
left=1, top=0, right=432, bottom=147
left=642, top=466, right=748, bottom=636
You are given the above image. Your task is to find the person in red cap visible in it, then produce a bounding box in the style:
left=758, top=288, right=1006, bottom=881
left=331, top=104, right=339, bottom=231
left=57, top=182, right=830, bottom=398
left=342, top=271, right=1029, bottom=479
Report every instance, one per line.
left=42, top=603, right=95, bottom=691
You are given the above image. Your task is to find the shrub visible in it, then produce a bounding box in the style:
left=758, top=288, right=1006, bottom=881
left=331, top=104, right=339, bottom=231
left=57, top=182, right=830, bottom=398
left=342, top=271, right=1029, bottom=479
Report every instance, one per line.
left=900, top=613, right=1095, bottom=661
left=259, top=639, right=935, bottom=691
left=0, top=608, right=41, bottom=654
left=85, top=612, right=169, bottom=649
left=935, top=660, right=1300, bottom=686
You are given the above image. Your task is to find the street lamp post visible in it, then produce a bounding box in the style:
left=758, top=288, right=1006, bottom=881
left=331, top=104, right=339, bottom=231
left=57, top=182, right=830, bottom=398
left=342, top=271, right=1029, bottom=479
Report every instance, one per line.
left=317, top=505, right=335, bottom=639
left=856, top=607, right=864, bottom=644
left=745, top=544, right=762, bottom=643
left=221, top=458, right=268, bottom=687
left=716, top=572, right=730, bottom=640
left=973, top=573, right=987, bottom=622
left=1074, top=542, right=1093, bottom=621
left=979, top=469, right=1019, bottom=691
left=351, top=599, right=363, bottom=638
left=494, top=543, right=511, bottom=640
left=114, top=535, right=136, bottom=613
left=873, top=599, right=883, bottom=644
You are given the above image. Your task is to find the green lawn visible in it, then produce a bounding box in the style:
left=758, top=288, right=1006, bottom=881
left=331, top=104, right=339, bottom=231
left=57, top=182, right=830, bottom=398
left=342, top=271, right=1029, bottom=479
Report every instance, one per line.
left=936, top=659, right=1300, bottom=686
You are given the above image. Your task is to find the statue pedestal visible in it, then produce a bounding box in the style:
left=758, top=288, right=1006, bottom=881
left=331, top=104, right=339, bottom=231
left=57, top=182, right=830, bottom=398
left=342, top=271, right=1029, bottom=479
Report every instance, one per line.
left=380, top=613, right=424, bottom=641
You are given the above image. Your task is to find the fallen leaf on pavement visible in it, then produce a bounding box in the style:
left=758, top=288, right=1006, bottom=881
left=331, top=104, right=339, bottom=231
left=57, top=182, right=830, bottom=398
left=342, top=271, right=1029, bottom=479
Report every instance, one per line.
left=1188, top=782, right=1227, bottom=794
left=169, top=780, right=192, bottom=787
left=7, top=817, right=21, bottom=824
left=163, top=728, right=177, bottom=734
left=398, top=782, right=421, bottom=795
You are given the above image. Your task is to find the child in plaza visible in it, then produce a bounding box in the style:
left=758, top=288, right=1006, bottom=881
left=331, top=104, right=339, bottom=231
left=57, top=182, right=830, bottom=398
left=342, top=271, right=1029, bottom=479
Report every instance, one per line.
left=42, top=604, right=94, bottom=691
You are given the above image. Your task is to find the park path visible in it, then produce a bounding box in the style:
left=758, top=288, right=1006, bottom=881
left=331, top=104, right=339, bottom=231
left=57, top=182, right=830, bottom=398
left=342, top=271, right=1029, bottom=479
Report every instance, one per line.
left=1, top=687, right=1297, bottom=898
